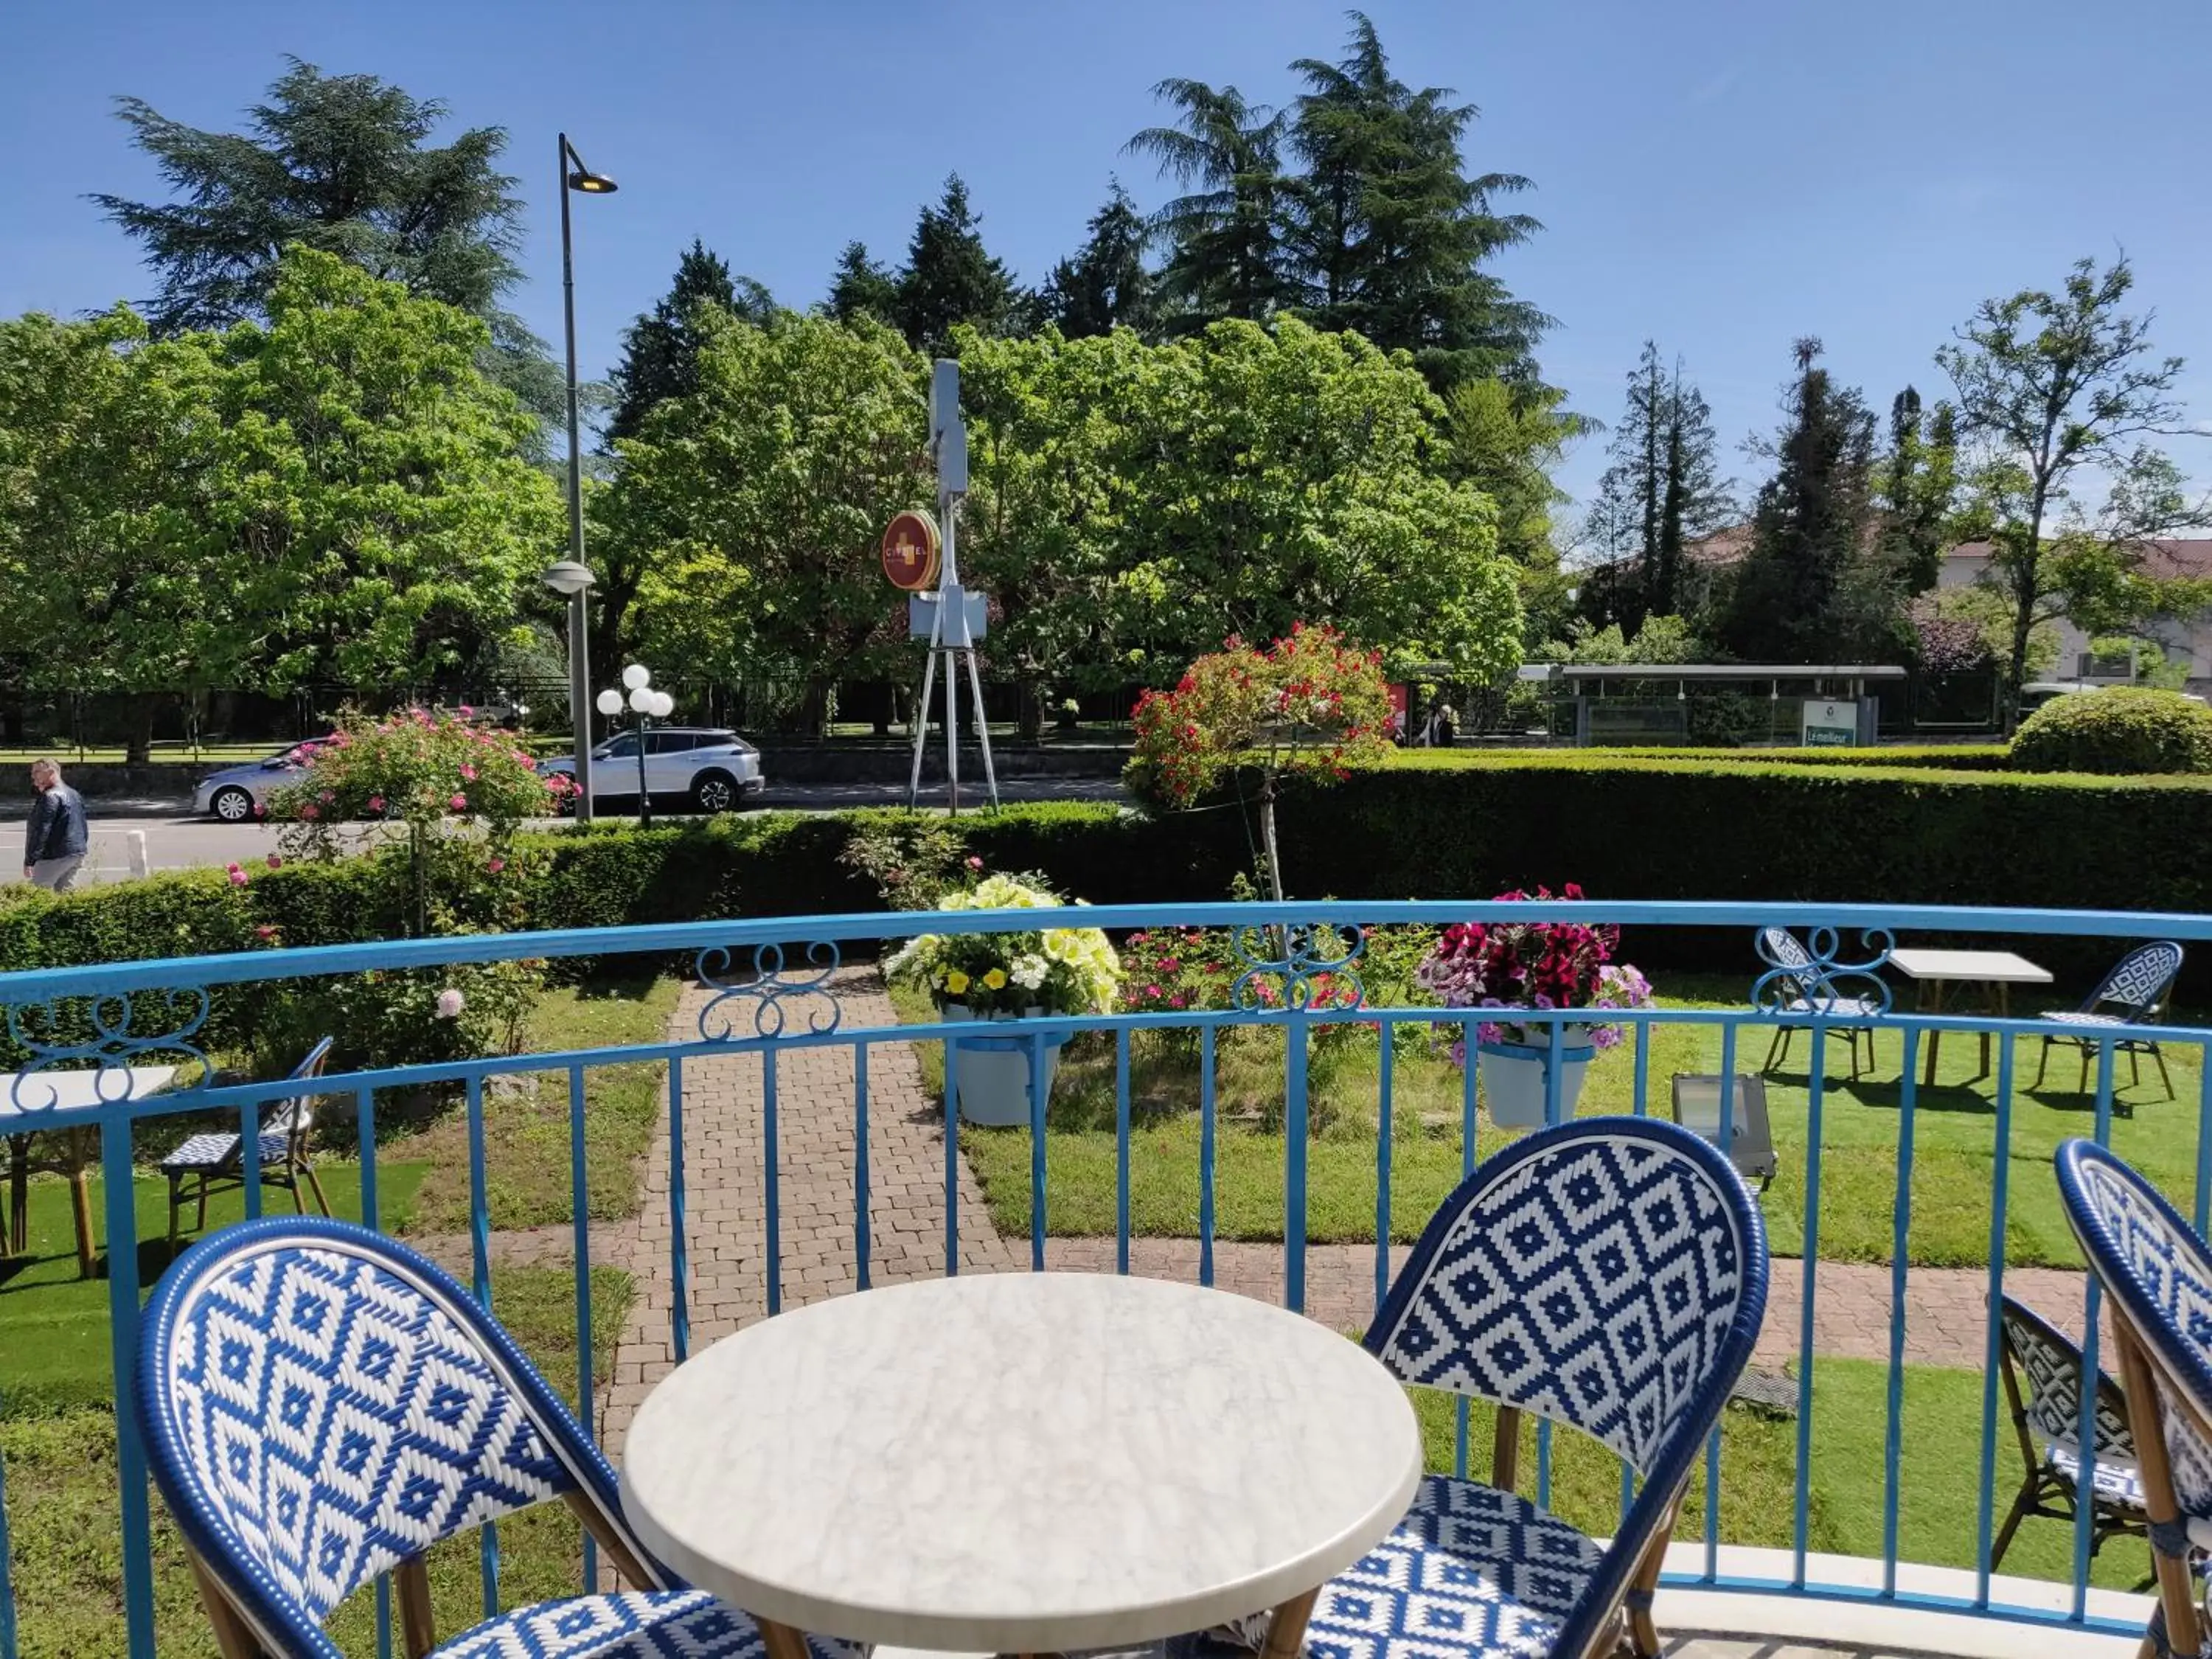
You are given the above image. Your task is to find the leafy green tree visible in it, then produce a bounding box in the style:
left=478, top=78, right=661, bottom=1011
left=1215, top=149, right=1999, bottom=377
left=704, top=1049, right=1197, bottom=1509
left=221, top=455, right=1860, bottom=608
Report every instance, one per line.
left=91, top=59, right=558, bottom=421
left=825, top=240, right=900, bottom=327
left=0, top=251, right=554, bottom=748
left=1721, top=338, right=1881, bottom=661
left=1445, top=378, right=1593, bottom=644
left=1039, top=183, right=1155, bottom=338
left=1585, top=342, right=1731, bottom=625
left=1126, top=80, right=1294, bottom=330
left=893, top=175, right=1022, bottom=355
left=1286, top=13, right=1548, bottom=388
left=1876, top=386, right=1960, bottom=593
left=215, top=251, right=563, bottom=689
left=1937, top=254, right=2207, bottom=723
left=607, top=311, right=931, bottom=730
left=601, top=243, right=772, bottom=670
left=1106, top=317, right=1521, bottom=681
left=0, top=308, right=236, bottom=760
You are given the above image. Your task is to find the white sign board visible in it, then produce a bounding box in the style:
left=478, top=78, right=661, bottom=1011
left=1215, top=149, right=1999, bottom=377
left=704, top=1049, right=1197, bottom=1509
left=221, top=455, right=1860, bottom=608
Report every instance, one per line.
left=910, top=590, right=987, bottom=644
left=1800, top=698, right=1858, bottom=747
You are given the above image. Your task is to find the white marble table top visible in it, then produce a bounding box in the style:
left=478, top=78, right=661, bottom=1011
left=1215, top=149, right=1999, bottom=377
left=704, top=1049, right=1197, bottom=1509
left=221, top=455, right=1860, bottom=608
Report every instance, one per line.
left=0, top=1065, right=178, bottom=1123
left=1888, top=948, right=2053, bottom=984
left=620, top=1272, right=1425, bottom=1653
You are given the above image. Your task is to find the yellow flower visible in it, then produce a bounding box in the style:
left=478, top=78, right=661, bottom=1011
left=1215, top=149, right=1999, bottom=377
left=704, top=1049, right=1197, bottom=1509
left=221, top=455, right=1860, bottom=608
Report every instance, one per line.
left=945, top=970, right=970, bottom=994
left=984, top=968, right=1007, bottom=990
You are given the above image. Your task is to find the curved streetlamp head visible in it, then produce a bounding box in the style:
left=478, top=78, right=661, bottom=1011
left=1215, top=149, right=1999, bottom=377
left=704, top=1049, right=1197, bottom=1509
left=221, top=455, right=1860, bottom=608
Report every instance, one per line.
left=596, top=689, right=625, bottom=717
left=621, top=663, right=652, bottom=692
left=560, top=136, right=617, bottom=195
left=542, top=560, right=597, bottom=596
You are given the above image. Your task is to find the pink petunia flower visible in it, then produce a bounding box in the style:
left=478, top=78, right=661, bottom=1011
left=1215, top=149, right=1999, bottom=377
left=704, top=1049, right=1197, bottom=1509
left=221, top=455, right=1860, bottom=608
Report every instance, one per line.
left=434, top=987, right=465, bottom=1019
left=299, top=803, right=319, bottom=820
left=460, top=764, right=477, bottom=781
left=487, top=858, right=506, bottom=874
left=266, top=853, right=282, bottom=869
left=225, top=863, right=247, bottom=886
left=449, top=793, right=467, bottom=812
left=254, top=925, right=276, bottom=941
left=367, top=795, right=385, bottom=813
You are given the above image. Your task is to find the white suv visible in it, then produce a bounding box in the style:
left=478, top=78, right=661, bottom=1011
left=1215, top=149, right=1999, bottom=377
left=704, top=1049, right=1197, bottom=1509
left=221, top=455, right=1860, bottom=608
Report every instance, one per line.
left=539, top=727, right=765, bottom=813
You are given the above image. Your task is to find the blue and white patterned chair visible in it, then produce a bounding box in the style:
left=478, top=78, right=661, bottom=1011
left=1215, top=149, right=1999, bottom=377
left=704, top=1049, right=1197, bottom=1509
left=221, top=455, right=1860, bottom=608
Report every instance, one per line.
left=1311, top=1118, right=1769, bottom=1659
left=1992, top=1295, right=2148, bottom=1573
left=135, top=1215, right=855, bottom=1659
left=1756, top=927, right=1879, bottom=1081
left=2034, top=942, right=2185, bottom=1102
left=159, top=1037, right=336, bottom=1249
left=2054, top=1141, right=2212, bottom=1658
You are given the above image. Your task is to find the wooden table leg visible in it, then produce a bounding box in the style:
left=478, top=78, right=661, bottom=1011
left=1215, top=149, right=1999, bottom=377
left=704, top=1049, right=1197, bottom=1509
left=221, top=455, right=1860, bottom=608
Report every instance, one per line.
left=1259, top=1586, right=1321, bottom=1659
left=1921, top=980, right=1944, bottom=1089
left=1978, top=983, right=2008, bottom=1080
left=758, top=1618, right=812, bottom=1659
left=69, top=1165, right=97, bottom=1280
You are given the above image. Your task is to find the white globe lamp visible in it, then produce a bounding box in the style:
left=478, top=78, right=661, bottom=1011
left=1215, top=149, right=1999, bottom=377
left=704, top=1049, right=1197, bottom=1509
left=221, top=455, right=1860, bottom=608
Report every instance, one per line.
left=622, top=664, right=651, bottom=692
left=649, top=690, right=675, bottom=719
left=595, top=689, right=624, bottom=717
left=628, top=686, right=653, bottom=714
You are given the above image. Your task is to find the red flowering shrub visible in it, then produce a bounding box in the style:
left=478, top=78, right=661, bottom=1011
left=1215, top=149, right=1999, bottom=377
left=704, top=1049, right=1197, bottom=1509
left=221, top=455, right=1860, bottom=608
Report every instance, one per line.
left=1127, top=625, right=1394, bottom=810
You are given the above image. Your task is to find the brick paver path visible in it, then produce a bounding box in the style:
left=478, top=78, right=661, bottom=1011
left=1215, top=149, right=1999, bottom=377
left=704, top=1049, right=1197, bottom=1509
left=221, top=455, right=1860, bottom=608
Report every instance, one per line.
left=594, top=973, right=2112, bottom=1457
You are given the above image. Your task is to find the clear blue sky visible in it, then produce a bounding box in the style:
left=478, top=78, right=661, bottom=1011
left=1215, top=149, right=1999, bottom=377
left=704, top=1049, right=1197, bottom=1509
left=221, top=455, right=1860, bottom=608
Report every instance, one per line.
left=6, top=0, right=2208, bottom=523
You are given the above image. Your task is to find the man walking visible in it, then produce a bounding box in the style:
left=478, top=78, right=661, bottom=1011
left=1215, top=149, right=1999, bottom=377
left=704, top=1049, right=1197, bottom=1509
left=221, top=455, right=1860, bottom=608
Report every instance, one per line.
left=23, top=760, right=88, bottom=892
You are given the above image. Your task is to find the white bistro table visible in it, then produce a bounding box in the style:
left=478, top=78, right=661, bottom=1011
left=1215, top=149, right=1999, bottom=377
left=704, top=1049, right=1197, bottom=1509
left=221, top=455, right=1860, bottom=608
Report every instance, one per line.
left=621, top=1272, right=1425, bottom=1659
left=1, top=1065, right=177, bottom=1275
left=1888, top=948, right=2053, bottom=1087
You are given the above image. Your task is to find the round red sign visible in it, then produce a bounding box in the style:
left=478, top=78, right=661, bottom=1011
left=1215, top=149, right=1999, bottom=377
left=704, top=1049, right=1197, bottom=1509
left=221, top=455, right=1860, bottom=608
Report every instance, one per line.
left=881, top=509, right=942, bottom=592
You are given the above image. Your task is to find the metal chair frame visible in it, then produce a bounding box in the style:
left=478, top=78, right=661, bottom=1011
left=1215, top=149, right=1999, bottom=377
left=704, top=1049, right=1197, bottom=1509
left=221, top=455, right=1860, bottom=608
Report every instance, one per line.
left=161, top=1037, right=335, bottom=1248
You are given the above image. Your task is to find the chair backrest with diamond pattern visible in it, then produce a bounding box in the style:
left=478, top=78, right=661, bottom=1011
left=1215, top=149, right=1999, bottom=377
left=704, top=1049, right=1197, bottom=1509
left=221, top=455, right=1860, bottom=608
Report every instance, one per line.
left=2087, top=942, right=2184, bottom=1019
left=1759, top=925, right=1817, bottom=1004
left=136, top=1216, right=672, bottom=1657
left=2053, top=1142, right=2212, bottom=1523
left=1999, top=1295, right=2136, bottom=1461
left=1367, top=1119, right=1767, bottom=1659
left=265, top=1037, right=334, bottom=1157
left=1367, top=1119, right=1766, bottom=1468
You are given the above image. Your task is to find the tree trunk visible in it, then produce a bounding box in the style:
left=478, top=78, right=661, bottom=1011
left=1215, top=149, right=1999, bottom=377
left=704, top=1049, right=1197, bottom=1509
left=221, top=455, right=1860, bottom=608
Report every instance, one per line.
left=126, top=692, right=161, bottom=766
left=1017, top=678, right=1044, bottom=742
left=801, top=680, right=832, bottom=740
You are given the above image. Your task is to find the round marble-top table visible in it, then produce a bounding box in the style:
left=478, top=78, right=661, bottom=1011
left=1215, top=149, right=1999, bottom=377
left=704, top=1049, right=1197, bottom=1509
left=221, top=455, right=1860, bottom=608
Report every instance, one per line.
left=620, top=1271, right=1424, bottom=1656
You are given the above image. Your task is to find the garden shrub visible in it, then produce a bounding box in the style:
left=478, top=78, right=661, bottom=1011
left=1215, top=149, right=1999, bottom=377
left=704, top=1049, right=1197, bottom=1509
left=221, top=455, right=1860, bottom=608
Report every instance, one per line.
left=2009, top=688, right=2212, bottom=776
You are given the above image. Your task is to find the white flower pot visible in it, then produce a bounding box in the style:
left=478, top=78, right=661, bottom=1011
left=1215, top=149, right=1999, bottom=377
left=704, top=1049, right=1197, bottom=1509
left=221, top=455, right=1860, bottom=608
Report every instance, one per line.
left=940, top=1005, right=1068, bottom=1127
left=1477, top=1028, right=1596, bottom=1129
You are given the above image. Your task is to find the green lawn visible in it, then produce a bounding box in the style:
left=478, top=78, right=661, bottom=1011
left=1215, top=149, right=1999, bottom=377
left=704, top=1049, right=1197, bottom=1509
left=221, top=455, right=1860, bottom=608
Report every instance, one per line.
left=396, top=972, right=681, bottom=1234
left=0, top=1160, right=427, bottom=1405
left=1407, top=1357, right=2147, bottom=1592
left=932, top=978, right=2201, bottom=1267
left=1, top=1265, right=630, bottom=1659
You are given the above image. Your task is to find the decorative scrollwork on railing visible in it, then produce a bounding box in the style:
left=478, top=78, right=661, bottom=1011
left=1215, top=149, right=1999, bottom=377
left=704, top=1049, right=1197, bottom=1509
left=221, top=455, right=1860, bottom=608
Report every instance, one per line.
left=694, top=941, right=844, bottom=1040
left=3, top=988, right=215, bottom=1112
left=1750, top=925, right=1894, bottom=1018
left=1228, top=922, right=1368, bottom=1012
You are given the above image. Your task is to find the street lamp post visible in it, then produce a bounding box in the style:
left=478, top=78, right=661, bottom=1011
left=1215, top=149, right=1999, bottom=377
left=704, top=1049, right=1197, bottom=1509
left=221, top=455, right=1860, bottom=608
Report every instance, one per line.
left=543, top=560, right=596, bottom=819
left=599, top=665, right=673, bottom=827
left=557, top=133, right=616, bottom=820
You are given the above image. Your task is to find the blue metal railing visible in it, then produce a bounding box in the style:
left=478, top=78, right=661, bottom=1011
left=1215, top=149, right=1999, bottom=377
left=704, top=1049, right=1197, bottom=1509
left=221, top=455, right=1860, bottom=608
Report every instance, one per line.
left=1, top=897, right=2206, bottom=1658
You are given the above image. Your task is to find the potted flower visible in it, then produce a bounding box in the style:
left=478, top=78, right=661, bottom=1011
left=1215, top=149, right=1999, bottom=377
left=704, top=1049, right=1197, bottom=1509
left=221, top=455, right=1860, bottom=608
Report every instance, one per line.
left=1055, top=696, right=1082, bottom=733
left=1413, top=886, right=1653, bottom=1128
left=884, top=869, right=1121, bottom=1125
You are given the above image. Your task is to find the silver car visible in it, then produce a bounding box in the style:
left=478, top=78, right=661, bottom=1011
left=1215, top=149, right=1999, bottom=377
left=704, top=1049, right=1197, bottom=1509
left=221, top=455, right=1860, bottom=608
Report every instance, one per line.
left=538, top=727, right=765, bottom=813
left=192, top=745, right=312, bottom=822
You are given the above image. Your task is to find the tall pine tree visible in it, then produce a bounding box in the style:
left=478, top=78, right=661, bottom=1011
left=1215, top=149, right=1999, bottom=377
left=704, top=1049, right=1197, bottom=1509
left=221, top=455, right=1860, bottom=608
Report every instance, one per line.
left=1039, top=183, right=1155, bottom=338
left=892, top=175, right=1021, bottom=355
left=1286, top=13, right=1547, bottom=388
left=1875, top=386, right=1959, bottom=594
left=1125, top=80, right=1293, bottom=330
left=1585, top=342, right=1730, bottom=624
left=91, top=59, right=559, bottom=420
left=825, top=240, right=900, bottom=327
left=1722, top=338, right=1881, bottom=661
left=606, top=240, right=770, bottom=443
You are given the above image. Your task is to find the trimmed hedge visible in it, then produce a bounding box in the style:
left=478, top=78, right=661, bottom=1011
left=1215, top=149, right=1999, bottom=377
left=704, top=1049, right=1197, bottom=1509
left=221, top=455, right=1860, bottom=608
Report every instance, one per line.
left=2011, top=688, right=2212, bottom=776
left=4, top=763, right=2209, bottom=1022
left=1579, top=744, right=2011, bottom=771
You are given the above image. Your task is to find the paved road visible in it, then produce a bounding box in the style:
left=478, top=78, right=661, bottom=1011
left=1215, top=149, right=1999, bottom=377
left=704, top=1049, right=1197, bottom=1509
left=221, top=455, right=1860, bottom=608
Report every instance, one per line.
left=0, top=776, right=1127, bottom=886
